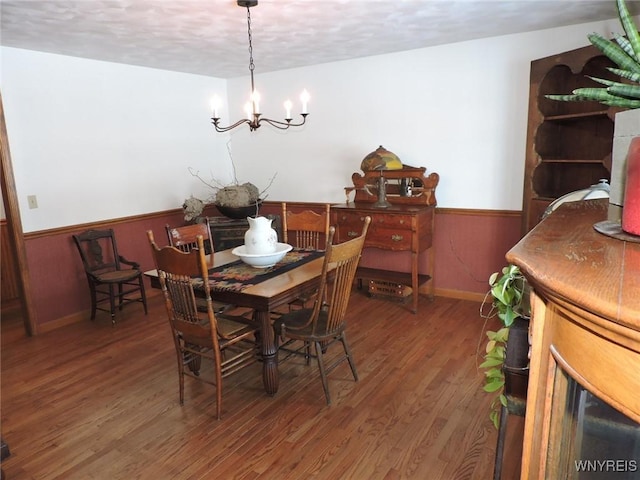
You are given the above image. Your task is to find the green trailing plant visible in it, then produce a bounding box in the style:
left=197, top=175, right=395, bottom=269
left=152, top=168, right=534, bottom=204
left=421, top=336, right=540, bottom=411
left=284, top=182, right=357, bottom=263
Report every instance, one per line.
left=479, top=265, right=529, bottom=428
left=546, top=0, right=640, bottom=109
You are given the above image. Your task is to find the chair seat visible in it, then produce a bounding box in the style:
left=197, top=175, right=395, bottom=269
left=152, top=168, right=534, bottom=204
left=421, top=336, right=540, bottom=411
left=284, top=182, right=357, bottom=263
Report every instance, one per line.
left=181, top=316, right=255, bottom=350
left=274, top=307, right=343, bottom=342
left=217, top=315, right=257, bottom=338
left=94, top=269, right=141, bottom=283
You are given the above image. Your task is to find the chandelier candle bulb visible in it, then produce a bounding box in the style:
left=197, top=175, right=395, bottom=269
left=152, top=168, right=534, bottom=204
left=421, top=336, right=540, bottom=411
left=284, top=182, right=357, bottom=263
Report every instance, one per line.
left=251, top=90, right=260, bottom=114
left=284, top=100, right=292, bottom=120
left=210, top=96, right=220, bottom=119
left=300, top=89, right=310, bottom=114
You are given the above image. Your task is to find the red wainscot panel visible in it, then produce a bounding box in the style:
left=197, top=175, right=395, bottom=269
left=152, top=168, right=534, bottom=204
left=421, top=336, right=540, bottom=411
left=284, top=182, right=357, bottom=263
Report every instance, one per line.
left=358, top=208, right=522, bottom=300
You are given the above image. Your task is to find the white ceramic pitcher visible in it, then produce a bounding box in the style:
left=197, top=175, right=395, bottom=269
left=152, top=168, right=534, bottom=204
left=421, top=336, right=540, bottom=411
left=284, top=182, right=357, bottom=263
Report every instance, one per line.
left=244, top=216, right=278, bottom=254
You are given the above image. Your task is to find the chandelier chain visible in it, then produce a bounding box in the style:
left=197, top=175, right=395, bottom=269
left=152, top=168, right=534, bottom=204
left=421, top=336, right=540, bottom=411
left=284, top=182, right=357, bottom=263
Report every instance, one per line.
left=211, top=1, right=308, bottom=132
left=246, top=5, right=255, bottom=92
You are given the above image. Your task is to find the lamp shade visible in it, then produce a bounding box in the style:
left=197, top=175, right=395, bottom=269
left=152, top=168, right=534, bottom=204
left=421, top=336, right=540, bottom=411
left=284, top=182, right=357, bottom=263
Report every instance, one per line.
left=360, top=145, right=403, bottom=172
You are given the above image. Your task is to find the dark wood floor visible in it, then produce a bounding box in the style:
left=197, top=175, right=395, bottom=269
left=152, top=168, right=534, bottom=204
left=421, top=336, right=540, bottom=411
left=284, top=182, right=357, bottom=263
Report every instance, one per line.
left=1, top=291, right=523, bottom=479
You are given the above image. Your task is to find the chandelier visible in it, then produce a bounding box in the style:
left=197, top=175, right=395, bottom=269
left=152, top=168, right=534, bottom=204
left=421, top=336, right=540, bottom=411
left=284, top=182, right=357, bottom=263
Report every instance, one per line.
left=211, top=0, right=310, bottom=133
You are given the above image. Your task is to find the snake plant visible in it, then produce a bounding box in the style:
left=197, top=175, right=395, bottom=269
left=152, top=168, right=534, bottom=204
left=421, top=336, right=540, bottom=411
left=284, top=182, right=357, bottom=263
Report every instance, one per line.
left=546, top=0, right=640, bottom=109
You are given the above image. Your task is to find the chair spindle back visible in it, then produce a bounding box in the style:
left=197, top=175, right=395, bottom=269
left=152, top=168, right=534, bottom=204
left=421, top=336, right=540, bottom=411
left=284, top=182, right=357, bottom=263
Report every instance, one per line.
left=282, top=203, right=330, bottom=250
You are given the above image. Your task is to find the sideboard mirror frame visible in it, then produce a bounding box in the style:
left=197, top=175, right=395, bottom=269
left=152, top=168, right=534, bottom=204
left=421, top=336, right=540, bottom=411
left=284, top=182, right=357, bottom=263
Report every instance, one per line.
left=345, top=166, right=439, bottom=206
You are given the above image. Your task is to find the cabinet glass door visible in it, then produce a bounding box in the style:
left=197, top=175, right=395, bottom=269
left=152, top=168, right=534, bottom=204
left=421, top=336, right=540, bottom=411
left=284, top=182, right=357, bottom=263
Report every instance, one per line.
left=547, top=367, right=640, bottom=479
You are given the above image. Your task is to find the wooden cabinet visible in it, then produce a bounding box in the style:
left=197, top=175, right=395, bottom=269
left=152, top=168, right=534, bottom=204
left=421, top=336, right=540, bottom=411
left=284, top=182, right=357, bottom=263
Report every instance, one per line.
left=331, top=203, right=435, bottom=314
left=506, top=200, right=640, bottom=479
left=334, top=165, right=439, bottom=314
left=199, top=215, right=281, bottom=251
left=522, top=44, right=620, bottom=233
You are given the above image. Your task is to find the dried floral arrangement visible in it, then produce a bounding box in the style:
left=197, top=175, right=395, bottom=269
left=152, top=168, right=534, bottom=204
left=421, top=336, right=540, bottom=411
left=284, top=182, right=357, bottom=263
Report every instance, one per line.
left=182, top=143, right=276, bottom=221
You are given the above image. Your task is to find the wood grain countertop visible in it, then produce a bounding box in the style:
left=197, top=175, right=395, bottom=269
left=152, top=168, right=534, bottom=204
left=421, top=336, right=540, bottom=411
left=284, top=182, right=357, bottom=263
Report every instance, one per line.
left=507, top=199, right=640, bottom=332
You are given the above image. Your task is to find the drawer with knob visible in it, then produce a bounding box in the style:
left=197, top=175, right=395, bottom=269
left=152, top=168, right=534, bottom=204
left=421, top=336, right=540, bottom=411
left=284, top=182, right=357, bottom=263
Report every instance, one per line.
left=364, top=227, right=412, bottom=250
left=334, top=211, right=413, bottom=230
left=334, top=219, right=413, bottom=251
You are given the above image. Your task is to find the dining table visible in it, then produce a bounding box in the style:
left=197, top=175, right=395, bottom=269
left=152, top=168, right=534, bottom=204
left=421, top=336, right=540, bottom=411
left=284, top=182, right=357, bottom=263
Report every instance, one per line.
left=144, top=247, right=325, bottom=396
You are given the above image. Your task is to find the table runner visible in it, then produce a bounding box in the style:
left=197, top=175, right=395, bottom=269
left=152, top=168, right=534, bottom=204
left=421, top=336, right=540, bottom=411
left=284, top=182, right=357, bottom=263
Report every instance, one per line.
left=194, top=249, right=323, bottom=292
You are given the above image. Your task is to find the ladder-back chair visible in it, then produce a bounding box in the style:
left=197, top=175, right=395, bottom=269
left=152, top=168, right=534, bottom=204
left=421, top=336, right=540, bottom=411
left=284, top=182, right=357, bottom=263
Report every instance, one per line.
left=281, top=203, right=331, bottom=311
left=165, top=219, right=213, bottom=263
left=274, top=216, right=371, bottom=405
left=147, top=231, right=258, bottom=420
left=282, top=202, right=330, bottom=251
left=165, top=220, right=235, bottom=315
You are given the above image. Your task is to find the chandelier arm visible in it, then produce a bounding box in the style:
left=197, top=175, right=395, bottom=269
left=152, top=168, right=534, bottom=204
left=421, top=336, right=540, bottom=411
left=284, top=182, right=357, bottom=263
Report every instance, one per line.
left=212, top=118, right=251, bottom=133
left=259, top=119, right=292, bottom=131
left=259, top=114, right=309, bottom=130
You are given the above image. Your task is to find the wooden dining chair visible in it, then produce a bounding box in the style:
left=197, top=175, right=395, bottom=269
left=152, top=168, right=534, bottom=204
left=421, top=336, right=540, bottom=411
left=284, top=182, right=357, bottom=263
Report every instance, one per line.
left=165, top=219, right=233, bottom=315
left=274, top=216, right=371, bottom=405
left=72, top=228, right=148, bottom=325
left=147, top=231, right=258, bottom=420
left=282, top=202, right=330, bottom=251
left=165, top=219, right=213, bottom=263
left=280, top=203, right=331, bottom=311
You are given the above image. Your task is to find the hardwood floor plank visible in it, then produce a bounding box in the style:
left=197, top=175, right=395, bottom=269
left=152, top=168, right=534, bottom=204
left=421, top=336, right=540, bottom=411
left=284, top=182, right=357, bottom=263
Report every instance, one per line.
left=1, top=292, right=519, bottom=479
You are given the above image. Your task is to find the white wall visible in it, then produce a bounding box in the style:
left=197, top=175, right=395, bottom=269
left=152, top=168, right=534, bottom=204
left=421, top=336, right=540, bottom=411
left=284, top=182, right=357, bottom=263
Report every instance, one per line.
left=0, top=16, right=626, bottom=232
left=226, top=17, right=625, bottom=209
left=1, top=47, right=232, bottom=232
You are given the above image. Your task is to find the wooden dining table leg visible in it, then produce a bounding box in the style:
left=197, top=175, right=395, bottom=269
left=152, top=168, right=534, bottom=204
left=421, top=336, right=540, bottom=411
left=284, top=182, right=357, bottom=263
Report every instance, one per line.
left=255, top=309, right=279, bottom=395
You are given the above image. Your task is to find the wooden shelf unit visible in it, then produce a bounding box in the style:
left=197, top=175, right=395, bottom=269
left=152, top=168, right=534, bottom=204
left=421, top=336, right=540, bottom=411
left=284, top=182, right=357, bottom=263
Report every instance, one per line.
left=522, top=44, right=620, bottom=233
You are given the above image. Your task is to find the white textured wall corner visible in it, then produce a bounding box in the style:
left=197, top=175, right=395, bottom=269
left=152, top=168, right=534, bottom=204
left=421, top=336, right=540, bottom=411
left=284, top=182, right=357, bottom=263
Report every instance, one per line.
left=611, top=109, right=640, bottom=208
left=1, top=47, right=232, bottom=232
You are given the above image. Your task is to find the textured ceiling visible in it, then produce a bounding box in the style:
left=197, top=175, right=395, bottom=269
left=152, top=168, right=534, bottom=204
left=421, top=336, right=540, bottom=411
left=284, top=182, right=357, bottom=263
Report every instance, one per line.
left=2, top=0, right=640, bottom=79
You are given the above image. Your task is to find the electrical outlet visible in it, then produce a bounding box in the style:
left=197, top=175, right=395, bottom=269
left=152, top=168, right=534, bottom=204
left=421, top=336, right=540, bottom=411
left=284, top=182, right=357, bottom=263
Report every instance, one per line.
left=27, top=195, right=38, bottom=209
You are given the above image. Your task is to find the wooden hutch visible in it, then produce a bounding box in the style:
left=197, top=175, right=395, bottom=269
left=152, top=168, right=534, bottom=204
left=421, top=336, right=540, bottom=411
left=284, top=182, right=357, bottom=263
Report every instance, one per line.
left=522, top=44, right=621, bottom=233
left=331, top=166, right=439, bottom=314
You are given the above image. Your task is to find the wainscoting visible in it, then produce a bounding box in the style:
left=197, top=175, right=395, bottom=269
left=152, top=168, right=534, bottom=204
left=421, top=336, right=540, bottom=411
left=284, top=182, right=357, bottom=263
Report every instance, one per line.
left=358, top=207, right=522, bottom=302
left=19, top=202, right=521, bottom=332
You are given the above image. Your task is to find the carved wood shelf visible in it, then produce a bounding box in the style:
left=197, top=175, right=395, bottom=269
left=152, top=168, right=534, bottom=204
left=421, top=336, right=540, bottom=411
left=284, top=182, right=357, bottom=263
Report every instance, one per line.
left=345, top=166, right=439, bottom=206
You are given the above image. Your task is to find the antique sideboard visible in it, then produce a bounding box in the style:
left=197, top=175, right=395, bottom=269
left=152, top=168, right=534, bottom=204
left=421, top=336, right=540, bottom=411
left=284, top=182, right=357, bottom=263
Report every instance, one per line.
left=331, top=166, right=439, bottom=314
left=506, top=199, right=639, bottom=479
